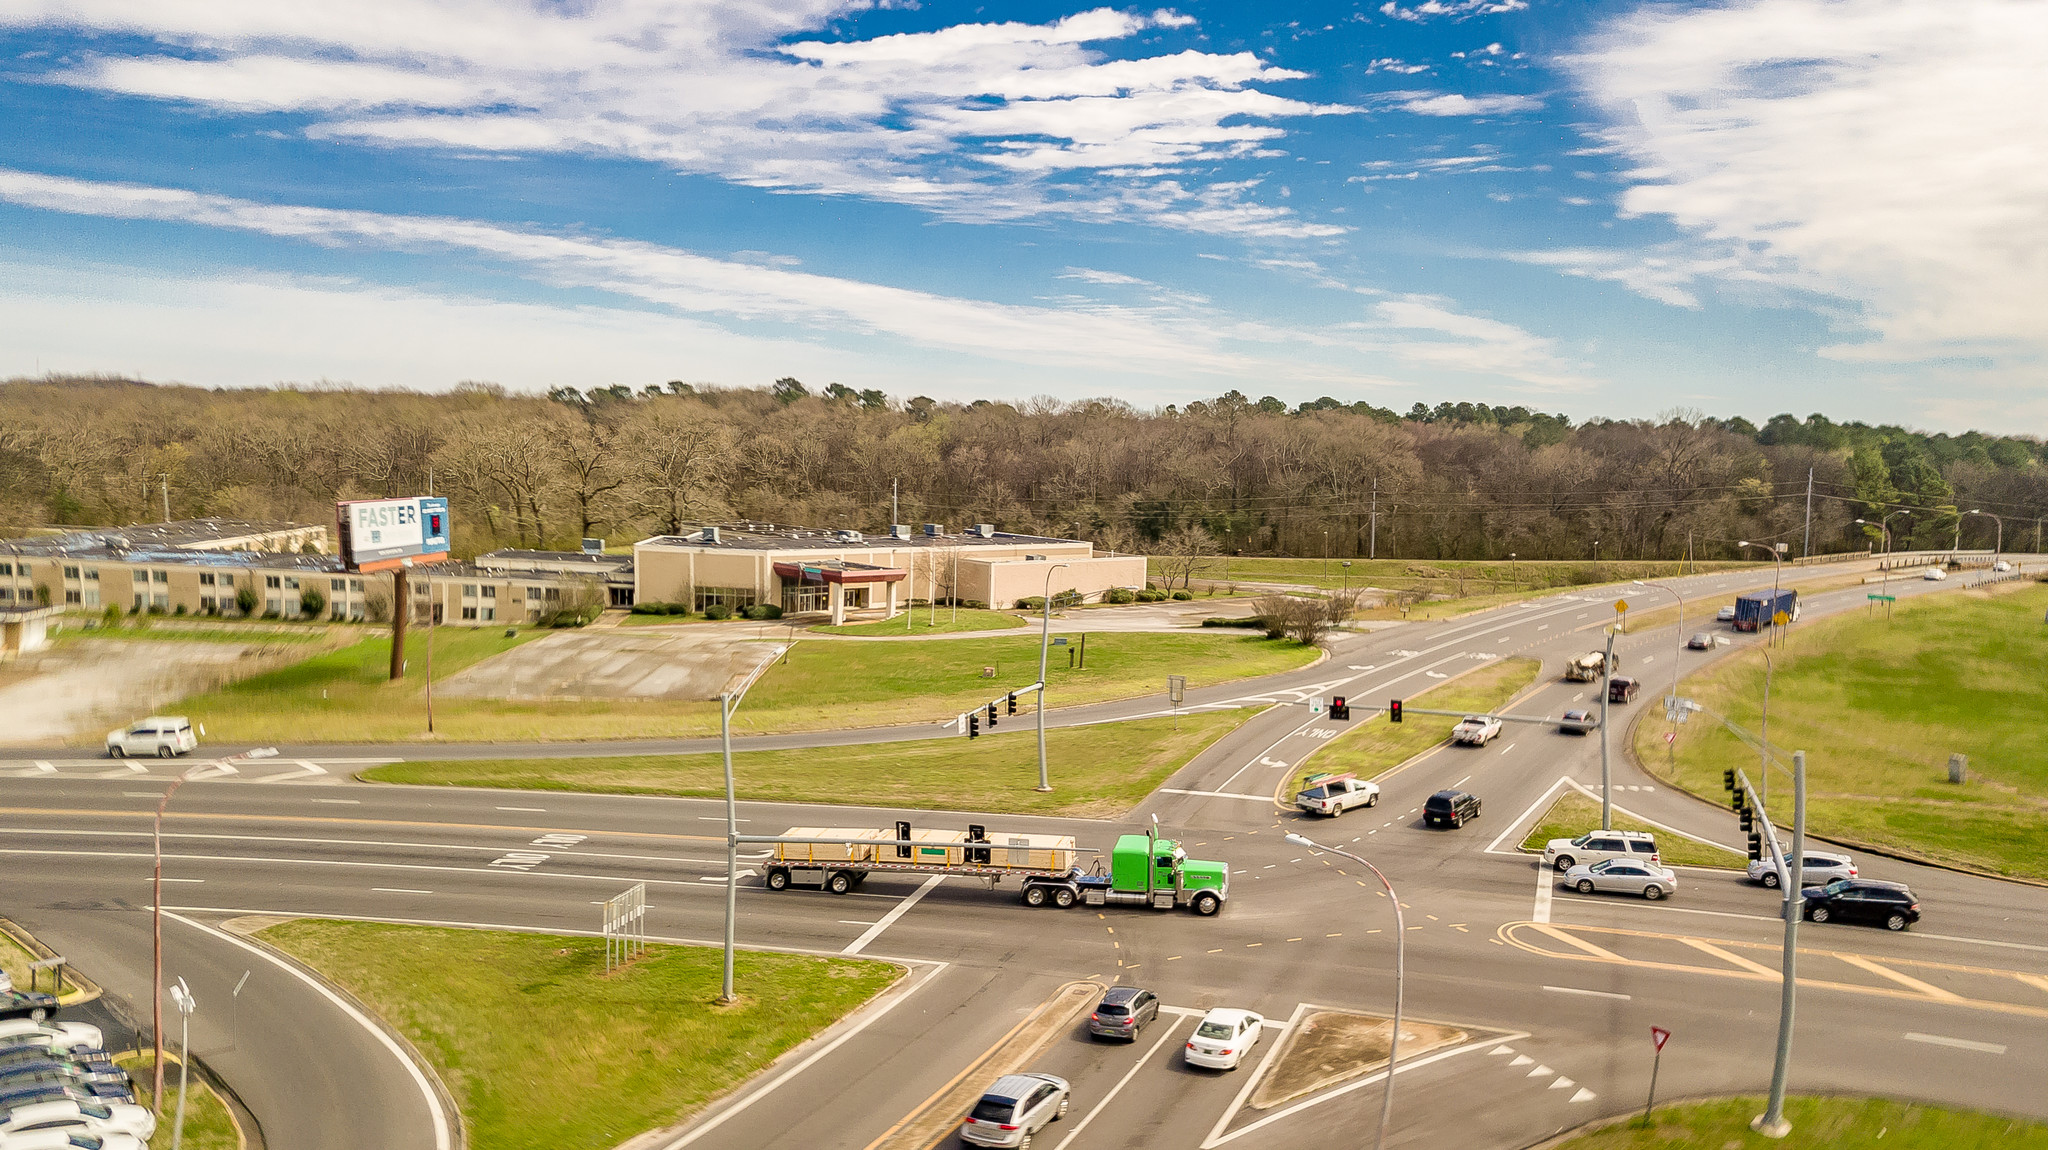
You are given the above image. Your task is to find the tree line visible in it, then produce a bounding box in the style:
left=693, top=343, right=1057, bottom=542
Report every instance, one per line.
left=2, top=375, right=2043, bottom=561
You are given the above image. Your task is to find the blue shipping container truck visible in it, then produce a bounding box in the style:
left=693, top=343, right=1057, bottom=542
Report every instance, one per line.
left=1734, top=588, right=1798, bottom=632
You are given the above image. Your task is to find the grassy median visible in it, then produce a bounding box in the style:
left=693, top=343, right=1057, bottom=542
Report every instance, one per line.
left=811, top=608, right=1027, bottom=635
left=1640, top=582, right=2048, bottom=881
left=1555, top=1094, right=2048, bottom=1149
left=114, top=1053, right=240, bottom=1150
left=1289, top=657, right=1540, bottom=788
left=365, top=709, right=1251, bottom=818
left=1519, top=790, right=1743, bottom=869
left=259, top=921, right=897, bottom=1150
left=179, top=629, right=1313, bottom=743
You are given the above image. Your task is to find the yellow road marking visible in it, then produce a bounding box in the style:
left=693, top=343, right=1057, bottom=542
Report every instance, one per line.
left=2017, top=973, right=2048, bottom=997
left=1835, top=954, right=1964, bottom=1001
left=1680, top=937, right=1780, bottom=978
left=1531, top=923, right=1627, bottom=962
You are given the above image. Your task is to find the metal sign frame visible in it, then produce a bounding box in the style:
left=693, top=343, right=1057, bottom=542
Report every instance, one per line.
left=603, top=882, right=647, bottom=972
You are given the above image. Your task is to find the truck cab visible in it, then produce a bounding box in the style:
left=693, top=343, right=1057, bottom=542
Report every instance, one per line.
left=1563, top=652, right=1606, bottom=682
left=1076, top=825, right=1228, bottom=915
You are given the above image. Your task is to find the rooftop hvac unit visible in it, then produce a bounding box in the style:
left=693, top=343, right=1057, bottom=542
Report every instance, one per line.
left=974, top=523, right=995, bottom=538
left=923, top=523, right=942, bottom=536
left=699, top=526, right=721, bottom=544
left=581, top=538, right=604, bottom=554
left=836, top=530, right=864, bottom=542
left=890, top=524, right=910, bottom=539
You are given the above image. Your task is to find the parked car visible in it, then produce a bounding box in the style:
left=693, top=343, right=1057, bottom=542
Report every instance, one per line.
left=1423, top=790, right=1481, bottom=829
left=0, top=997, right=56, bottom=1025
left=1715, top=605, right=1736, bottom=623
left=1801, top=880, right=1919, bottom=930
left=1557, top=709, right=1597, bottom=735
left=0, top=1023, right=104, bottom=1057
left=1087, top=986, right=1160, bottom=1041
left=1686, top=632, right=1714, bottom=650
left=1747, top=850, right=1856, bottom=889
left=1923, top=566, right=1947, bottom=581
left=0, top=1131, right=144, bottom=1150
left=1184, top=1008, right=1265, bottom=1071
left=1451, top=715, right=1503, bottom=746
left=0, top=1079, right=112, bottom=1117
left=1607, top=676, right=1640, bottom=704
left=1564, top=859, right=1679, bottom=900
left=1295, top=773, right=1378, bottom=817
left=0, top=1098, right=154, bottom=1141
left=960, top=1073, right=1068, bottom=1148
left=0, top=1065, right=131, bottom=1105
left=1543, top=829, right=1660, bottom=873
left=104, top=717, right=197, bottom=759
left=1993, top=560, right=2013, bottom=572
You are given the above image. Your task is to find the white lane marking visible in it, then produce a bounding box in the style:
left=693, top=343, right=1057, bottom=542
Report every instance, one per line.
left=312, top=798, right=360, bottom=805
left=496, top=806, right=547, bottom=813
left=1571, top=1088, right=1597, bottom=1103
left=1052, top=1017, right=1192, bottom=1150
left=373, top=888, right=433, bottom=895
left=1499, top=743, right=1517, bottom=755
left=1549, top=1077, right=1576, bottom=1090
left=843, top=874, right=944, bottom=955
left=1544, top=985, right=1630, bottom=1000
left=1537, top=624, right=1549, bottom=630
left=33, top=762, right=54, bottom=773
left=1510, top=1054, right=1533, bottom=1066
left=1904, top=1033, right=2005, bottom=1054
left=1526, top=1064, right=1554, bottom=1078
left=254, top=759, right=328, bottom=784
left=1534, top=860, right=1553, bottom=924
left=836, top=920, right=878, bottom=926
left=159, top=878, right=204, bottom=883
left=697, top=817, right=751, bottom=823
left=1496, top=635, right=1510, bottom=642
left=1485, top=776, right=1572, bottom=856
left=1425, top=671, right=1448, bottom=678
left=1641, top=655, right=1655, bottom=664
left=161, top=911, right=454, bottom=1150
left=1453, top=775, right=1472, bottom=788
left=1161, top=789, right=1278, bottom=802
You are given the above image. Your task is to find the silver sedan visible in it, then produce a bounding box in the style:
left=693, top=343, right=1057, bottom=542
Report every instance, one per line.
left=1564, top=859, right=1679, bottom=900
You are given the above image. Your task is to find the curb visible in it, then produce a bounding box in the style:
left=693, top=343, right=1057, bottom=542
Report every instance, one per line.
left=0, top=916, right=103, bottom=1005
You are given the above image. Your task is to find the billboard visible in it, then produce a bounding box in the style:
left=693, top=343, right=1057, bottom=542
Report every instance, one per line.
left=337, top=497, right=451, bottom=572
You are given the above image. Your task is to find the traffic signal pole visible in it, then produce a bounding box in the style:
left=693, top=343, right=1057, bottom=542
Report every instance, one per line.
left=1753, top=750, right=1806, bottom=1138
left=1599, top=627, right=1616, bottom=830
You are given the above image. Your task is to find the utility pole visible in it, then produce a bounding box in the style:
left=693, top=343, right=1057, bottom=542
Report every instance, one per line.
left=891, top=479, right=898, bottom=527
left=1599, top=626, right=1616, bottom=830
left=1369, top=475, right=1378, bottom=560
left=1801, top=467, right=1814, bottom=559
left=160, top=474, right=171, bottom=522
left=1753, top=751, right=1807, bottom=1138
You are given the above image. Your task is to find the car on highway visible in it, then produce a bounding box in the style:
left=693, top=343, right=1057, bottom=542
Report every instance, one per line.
left=1185, top=1008, right=1265, bottom=1071
left=960, top=1072, right=1068, bottom=1148
left=1747, top=850, right=1856, bottom=889
left=103, top=717, right=197, bottom=759
left=1423, top=789, right=1481, bottom=829
left=0, top=1098, right=154, bottom=1142
left=0, top=995, right=57, bottom=1025
left=1715, top=605, right=1736, bottom=623
left=1801, top=879, right=1920, bottom=931
left=1563, top=858, right=1679, bottom=900
left=1923, top=566, right=1947, bottom=581
left=1543, top=829, right=1660, bottom=873
left=0, top=1024, right=100, bottom=1057
left=1451, top=714, right=1503, bottom=746
left=1994, top=560, right=2013, bottom=572
left=1556, top=709, right=1596, bottom=735
left=1607, top=676, right=1640, bottom=704
left=1087, top=986, right=1160, bottom=1041
left=1295, top=773, right=1378, bottom=817
left=1686, top=632, right=1714, bottom=650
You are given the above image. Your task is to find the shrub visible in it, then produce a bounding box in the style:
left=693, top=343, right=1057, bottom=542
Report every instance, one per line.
left=300, top=588, right=327, bottom=619
left=1202, top=617, right=1266, bottom=629
left=1016, top=597, right=1043, bottom=610
left=1137, top=589, right=1167, bottom=602
left=364, top=591, right=391, bottom=623
left=630, top=602, right=664, bottom=615
left=235, top=586, right=259, bottom=616
left=703, top=604, right=733, bottom=620
left=1105, top=587, right=1136, bottom=604
left=100, top=604, right=121, bottom=627
left=665, top=603, right=690, bottom=615
left=1171, top=590, right=1193, bottom=600
left=174, top=604, right=188, bottom=616
left=744, top=604, right=784, bottom=620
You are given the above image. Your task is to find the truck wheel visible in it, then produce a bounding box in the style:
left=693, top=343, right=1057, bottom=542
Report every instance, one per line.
left=1367, top=794, right=1378, bottom=807
left=1553, top=855, right=1575, bottom=873
left=1329, top=804, right=1342, bottom=818
left=1024, top=885, right=1049, bottom=907
left=765, top=868, right=790, bottom=891
left=827, top=871, right=854, bottom=895
left=1191, top=892, right=1221, bottom=916
left=1761, top=871, right=1780, bottom=889
left=1053, top=887, right=1076, bottom=909
left=158, top=745, right=175, bottom=758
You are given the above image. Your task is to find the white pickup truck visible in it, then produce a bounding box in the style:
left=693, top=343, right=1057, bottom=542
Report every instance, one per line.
left=1451, top=714, right=1503, bottom=746
left=1295, top=772, right=1379, bottom=817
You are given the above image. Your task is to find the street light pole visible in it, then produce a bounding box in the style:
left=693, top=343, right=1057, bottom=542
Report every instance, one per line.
left=1965, top=510, right=2003, bottom=560
left=1753, top=750, right=1807, bottom=1138
left=719, top=650, right=782, bottom=1003
left=1599, top=625, right=1616, bottom=830
left=168, top=978, right=195, bottom=1150
left=1036, top=562, right=1070, bottom=792
left=1757, top=647, right=1774, bottom=806
left=1631, top=579, right=1684, bottom=730
left=1285, top=833, right=1403, bottom=1150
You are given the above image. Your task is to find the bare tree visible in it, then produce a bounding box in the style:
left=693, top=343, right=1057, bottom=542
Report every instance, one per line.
left=1154, top=524, right=1217, bottom=590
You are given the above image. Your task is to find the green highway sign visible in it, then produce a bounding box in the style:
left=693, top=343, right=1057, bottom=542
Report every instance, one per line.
left=1867, top=593, right=1897, bottom=602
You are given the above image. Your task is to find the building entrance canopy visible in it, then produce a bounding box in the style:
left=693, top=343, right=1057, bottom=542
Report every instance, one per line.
left=772, top=560, right=908, bottom=585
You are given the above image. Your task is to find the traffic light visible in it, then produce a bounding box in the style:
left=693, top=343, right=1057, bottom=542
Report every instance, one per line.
left=1723, top=768, right=1736, bottom=792
left=1739, top=806, right=1754, bottom=832
left=1007, top=692, right=1017, bottom=716
left=1746, top=833, right=1763, bottom=861
left=1331, top=695, right=1350, bottom=720
left=966, top=824, right=990, bottom=864
left=968, top=712, right=980, bottom=738
left=1389, top=699, right=1403, bottom=723
left=987, top=701, right=998, bottom=728
left=896, top=820, right=913, bottom=859
left=1731, top=788, right=1746, bottom=813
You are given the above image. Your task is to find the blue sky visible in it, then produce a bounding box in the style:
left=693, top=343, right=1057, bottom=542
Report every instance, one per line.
left=1, top=0, right=2042, bottom=430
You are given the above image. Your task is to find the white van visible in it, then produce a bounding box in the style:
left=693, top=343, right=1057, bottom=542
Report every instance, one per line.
left=106, top=717, right=199, bottom=758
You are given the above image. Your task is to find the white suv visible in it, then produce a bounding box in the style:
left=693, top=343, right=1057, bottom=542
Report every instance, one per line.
left=1543, top=829, right=1660, bottom=873
left=106, top=717, right=198, bottom=759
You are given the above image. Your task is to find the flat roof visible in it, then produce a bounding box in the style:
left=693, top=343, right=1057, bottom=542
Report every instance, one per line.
left=476, top=549, right=631, bottom=567
left=3, top=542, right=348, bottom=572
left=641, top=522, right=1086, bottom=552
left=7, top=518, right=321, bottom=556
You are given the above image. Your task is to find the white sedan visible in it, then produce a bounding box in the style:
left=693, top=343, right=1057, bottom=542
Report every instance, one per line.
left=1563, top=859, right=1679, bottom=901
left=0, top=1019, right=106, bottom=1055
left=0, top=1132, right=145, bottom=1150
left=1923, top=567, right=1947, bottom=581
left=1185, top=1008, right=1265, bottom=1070
left=0, top=1099, right=155, bottom=1142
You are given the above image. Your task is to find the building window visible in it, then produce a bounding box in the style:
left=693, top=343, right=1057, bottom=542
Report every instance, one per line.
left=64, top=590, right=81, bottom=604
left=545, top=588, right=560, bottom=601
left=331, top=604, right=347, bottom=620
left=152, top=570, right=169, bottom=583
left=481, top=607, right=495, bottom=622
left=349, top=602, right=364, bottom=621
left=462, top=584, right=478, bottom=598
left=331, top=579, right=346, bottom=592
left=284, top=577, right=299, bottom=590
left=0, top=562, right=10, bottom=576
left=349, top=579, right=363, bottom=591
left=0, top=588, right=13, bottom=601
left=63, top=565, right=79, bottom=580
left=217, top=573, right=231, bottom=587
left=199, top=572, right=215, bottom=586
left=265, top=575, right=281, bottom=589
left=200, top=596, right=216, bottom=613
left=526, top=586, right=542, bottom=601
left=83, top=588, right=99, bottom=608
left=782, top=584, right=829, bottom=614
left=461, top=606, right=478, bottom=621
left=84, top=568, right=98, bottom=582
left=481, top=585, right=496, bottom=599
left=267, top=598, right=283, bottom=615
left=693, top=586, right=756, bottom=612
left=135, top=570, right=151, bottom=584
left=152, top=593, right=169, bottom=610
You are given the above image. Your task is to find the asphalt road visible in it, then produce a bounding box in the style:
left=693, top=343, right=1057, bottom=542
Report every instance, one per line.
left=3, top=557, right=2042, bottom=1150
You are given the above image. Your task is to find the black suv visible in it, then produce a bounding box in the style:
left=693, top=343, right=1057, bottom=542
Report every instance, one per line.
left=1424, top=789, right=1481, bottom=829
left=1801, top=879, right=1920, bottom=931
left=1087, top=986, right=1160, bottom=1041
left=1607, top=676, right=1640, bottom=704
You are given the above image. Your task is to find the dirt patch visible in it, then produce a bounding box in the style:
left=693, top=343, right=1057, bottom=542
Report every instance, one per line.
left=1250, top=1011, right=1468, bottom=1110
left=0, top=637, right=326, bottom=744
left=435, top=628, right=782, bottom=701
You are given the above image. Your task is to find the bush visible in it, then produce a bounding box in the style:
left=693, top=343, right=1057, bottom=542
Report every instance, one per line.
left=665, top=603, right=691, bottom=615
left=1105, top=587, right=1136, bottom=604
left=1016, top=597, right=1043, bottom=610
left=100, top=604, right=121, bottom=627
left=744, top=604, right=783, bottom=620
left=364, top=591, right=391, bottom=623
left=1171, top=590, right=1194, bottom=600
left=300, top=588, right=327, bottom=619
left=630, top=602, right=664, bottom=615
left=235, top=586, right=259, bottom=616
left=1137, top=589, right=1167, bottom=602
left=174, top=604, right=188, bottom=616
left=703, top=604, right=733, bottom=620
left=1202, top=617, right=1267, bottom=629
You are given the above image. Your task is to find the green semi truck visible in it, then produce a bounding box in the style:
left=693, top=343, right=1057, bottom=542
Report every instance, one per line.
left=1069, top=821, right=1230, bottom=915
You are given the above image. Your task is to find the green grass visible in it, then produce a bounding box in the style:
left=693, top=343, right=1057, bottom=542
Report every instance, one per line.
left=364, top=710, right=1251, bottom=818
left=811, top=608, right=1027, bottom=635
left=1555, top=1095, right=2048, bottom=1150
left=1519, top=790, right=1742, bottom=869
left=55, top=618, right=339, bottom=645
left=0, top=933, right=35, bottom=992
left=258, top=921, right=898, bottom=1150
left=175, top=628, right=1316, bottom=743
left=1291, top=657, right=1539, bottom=790
left=1640, top=582, right=2048, bottom=881
left=115, top=1053, right=240, bottom=1150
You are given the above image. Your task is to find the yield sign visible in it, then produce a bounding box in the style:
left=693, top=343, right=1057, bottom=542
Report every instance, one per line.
left=1651, top=1026, right=1671, bottom=1052
left=1663, top=731, right=1676, bottom=745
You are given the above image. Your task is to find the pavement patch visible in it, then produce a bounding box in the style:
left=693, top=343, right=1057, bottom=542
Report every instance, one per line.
left=1247, top=1010, right=1467, bottom=1110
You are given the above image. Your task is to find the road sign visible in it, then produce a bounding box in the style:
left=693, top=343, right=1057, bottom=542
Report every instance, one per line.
left=1651, top=1026, right=1670, bottom=1051
left=1167, top=675, right=1186, bottom=705
left=1664, top=731, right=1676, bottom=745
left=1773, top=610, right=1790, bottom=626
left=1052, top=637, right=1068, bottom=646
left=1614, top=599, right=1629, bottom=613
left=1867, top=593, right=1896, bottom=602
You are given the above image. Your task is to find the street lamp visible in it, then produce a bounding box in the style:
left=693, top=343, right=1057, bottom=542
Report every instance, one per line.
left=1036, top=562, right=1071, bottom=792
left=154, top=748, right=275, bottom=1113
left=1342, top=561, right=1352, bottom=594
left=719, top=649, right=783, bottom=1003
left=1854, top=511, right=1911, bottom=619
left=1285, top=833, right=1403, bottom=1150
left=1592, top=539, right=1600, bottom=564
left=167, top=978, right=195, bottom=1150
left=1965, top=509, right=2003, bottom=560
left=1630, top=579, right=1684, bottom=722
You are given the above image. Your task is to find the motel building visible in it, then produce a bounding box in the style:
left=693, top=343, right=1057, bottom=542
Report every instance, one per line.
left=632, top=522, right=1147, bottom=624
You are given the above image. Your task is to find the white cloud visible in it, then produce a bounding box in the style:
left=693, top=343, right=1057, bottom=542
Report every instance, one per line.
left=10, top=1, right=1349, bottom=238
left=1362, top=294, right=1592, bottom=390
left=1380, top=0, right=1528, bottom=23
left=1395, top=92, right=1543, bottom=116
left=1561, top=0, right=2048, bottom=366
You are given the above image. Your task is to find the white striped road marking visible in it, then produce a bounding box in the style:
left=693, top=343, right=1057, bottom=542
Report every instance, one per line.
left=254, top=759, right=328, bottom=784
left=1544, top=985, right=1629, bottom=1000
left=160, top=878, right=204, bottom=883
left=496, top=806, right=547, bottom=812
left=1549, top=1077, right=1575, bottom=1090
left=373, top=888, right=433, bottom=895
left=1526, top=1064, right=1553, bottom=1078
left=1571, top=1088, right=1597, bottom=1103
left=1499, top=743, right=1516, bottom=754
left=1534, top=862, right=1553, bottom=924
left=1162, top=788, right=1280, bottom=802
left=697, top=817, right=751, bottom=822
left=837, top=920, right=878, bottom=926
left=1051, top=1017, right=1194, bottom=1150
left=1509, top=1055, right=1533, bottom=1067
left=844, top=874, right=944, bottom=955
left=33, top=762, right=53, bottom=773
left=1904, top=1033, right=2004, bottom=1054
left=313, top=798, right=360, bottom=804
